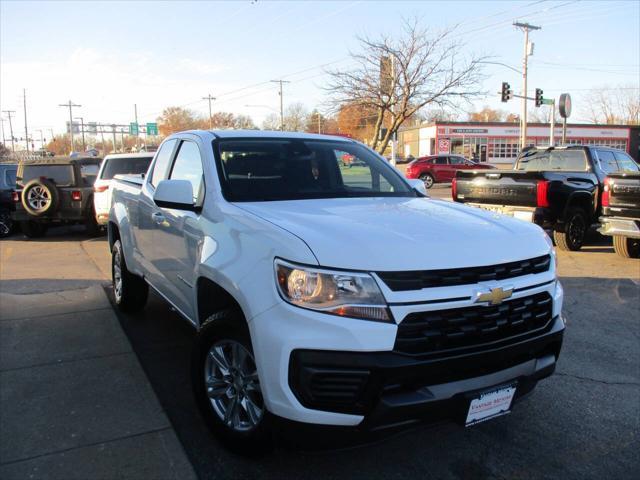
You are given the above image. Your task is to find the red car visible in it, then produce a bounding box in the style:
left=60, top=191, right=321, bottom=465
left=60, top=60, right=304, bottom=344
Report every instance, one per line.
left=405, top=154, right=496, bottom=188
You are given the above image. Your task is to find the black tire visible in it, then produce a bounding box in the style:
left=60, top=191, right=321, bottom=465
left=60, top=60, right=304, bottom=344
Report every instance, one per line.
left=554, top=208, right=587, bottom=251
left=419, top=173, right=435, bottom=189
left=21, top=179, right=59, bottom=216
left=112, top=239, right=148, bottom=312
left=20, top=220, right=48, bottom=238
left=0, top=208, right=13, bottom=238
left=613, top=235, right=640, bottom=258
left=192, top=310, right=273, bottom=454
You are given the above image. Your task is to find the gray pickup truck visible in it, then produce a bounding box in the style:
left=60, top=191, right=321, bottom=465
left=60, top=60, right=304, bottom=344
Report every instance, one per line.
left=599, top=172, right=640, bottom=258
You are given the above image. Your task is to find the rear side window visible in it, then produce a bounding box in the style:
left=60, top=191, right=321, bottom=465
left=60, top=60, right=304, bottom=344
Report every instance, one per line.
left=20, top=165, right=74, bottom=186
left=169, top=141, right=204, bottom=202
left=435, top=157, right=447, bottom=165
left=613, top=151, right=640, bottom=172
left=101, top=157, right=153, bottom=179
left=150, top=139, right=178, bottom=187
left=80, top=163, right=100, bottom=186
left=4, top=168, right=16, bottom=187
left=596, top=150, right=620, bottom=174
left=449, top=156, right=464, bottom=165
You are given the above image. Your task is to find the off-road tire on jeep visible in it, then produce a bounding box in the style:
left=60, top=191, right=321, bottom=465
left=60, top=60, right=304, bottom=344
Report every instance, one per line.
left=20, top=220, right=48, bottom=238
left=192, top=309, right=273, bottom=454
left=111, top=239, right=148, bottom=312
left=613, top=235, right=640, bottom=258
left=554, top=208, right=587, bottom=251
left=21, top=178, right=59, bottom=216
left=420, top=173, right=435, bottom=189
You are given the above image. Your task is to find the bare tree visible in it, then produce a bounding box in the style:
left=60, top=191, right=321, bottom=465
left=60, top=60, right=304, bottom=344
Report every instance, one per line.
left=468, top=106, right=505, bottom=122
left=283, top=102, right=309, bottom=132
left=581, top=85, right=639, bottom=125
left=262, top=113, right=281, bottom=131
left=326, top=17, right=486, bottom=153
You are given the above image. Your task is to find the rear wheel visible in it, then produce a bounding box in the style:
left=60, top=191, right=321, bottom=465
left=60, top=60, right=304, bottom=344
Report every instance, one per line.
left=554, top=208, right=587, bottom=251
left=192, top=310, right=273, bottom=454
left=112, top=239, right=148, bottom=312
left=20, top=220, right=48, bottom=238
left=613, top=235, right=640, bottom=258
left=419, top=173, right=435, bottom=189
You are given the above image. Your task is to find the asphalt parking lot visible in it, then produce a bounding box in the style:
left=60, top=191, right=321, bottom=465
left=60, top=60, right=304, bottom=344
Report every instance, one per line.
left=1, top=215, right=639, bottom=480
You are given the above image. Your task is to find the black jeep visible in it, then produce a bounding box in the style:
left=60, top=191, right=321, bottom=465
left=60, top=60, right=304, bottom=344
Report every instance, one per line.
left=0, top=162, right=18, bottom=238
left=12, top=157, right=102, bottom=238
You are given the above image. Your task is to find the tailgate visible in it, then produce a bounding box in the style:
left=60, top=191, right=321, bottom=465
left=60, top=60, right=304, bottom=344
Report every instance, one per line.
left=607, top=174, right=640, bottom=218
left=454, top=170, right=544, bottom=207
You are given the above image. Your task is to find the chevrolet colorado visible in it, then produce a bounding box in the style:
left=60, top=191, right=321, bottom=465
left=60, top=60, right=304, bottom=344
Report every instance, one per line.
left=109, top=130, right=564, bottom=451
left=453, top=145, right=640, bottom=251
left=598, top=173, right=640, bottom=258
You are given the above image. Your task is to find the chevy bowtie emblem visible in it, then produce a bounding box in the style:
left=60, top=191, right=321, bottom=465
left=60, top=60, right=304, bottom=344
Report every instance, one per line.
left=475, top=286, right=513, bottom=305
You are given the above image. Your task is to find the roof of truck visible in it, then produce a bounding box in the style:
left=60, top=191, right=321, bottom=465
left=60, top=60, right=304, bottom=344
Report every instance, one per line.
left=18, top=156, right=102, bottom=166
left=177, top=129, right=355, bottom=143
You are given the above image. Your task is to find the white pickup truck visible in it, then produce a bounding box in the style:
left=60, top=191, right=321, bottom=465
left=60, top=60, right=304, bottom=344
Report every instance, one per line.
left=109, top=130, right=565, bottom=452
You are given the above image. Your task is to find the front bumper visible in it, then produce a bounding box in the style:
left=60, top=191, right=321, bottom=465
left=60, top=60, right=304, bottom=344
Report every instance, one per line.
left=289, top=315, right=564, bottom=430
left=598, top=216, right=640, bottom=239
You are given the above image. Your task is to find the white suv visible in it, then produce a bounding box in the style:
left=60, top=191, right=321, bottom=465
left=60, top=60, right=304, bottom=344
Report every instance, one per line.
left=108, top=130, right=564, bottom=452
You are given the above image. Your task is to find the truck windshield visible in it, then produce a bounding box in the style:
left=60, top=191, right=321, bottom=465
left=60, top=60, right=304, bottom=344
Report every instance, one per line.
left=214, top=139, right=415, bottom=202
left=515, top=150, right=588, bottom=172
left=101, top=157, right=153, bottom=179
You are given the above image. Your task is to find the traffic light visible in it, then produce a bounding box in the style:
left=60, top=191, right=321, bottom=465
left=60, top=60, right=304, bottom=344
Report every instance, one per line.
left=501, top=82, right=513, bottom=102
left=535, top=88, right=544, bottom=107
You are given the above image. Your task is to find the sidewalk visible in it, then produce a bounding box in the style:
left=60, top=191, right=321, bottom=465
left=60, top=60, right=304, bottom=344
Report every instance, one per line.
left=0, top=234, right=196, bottom=480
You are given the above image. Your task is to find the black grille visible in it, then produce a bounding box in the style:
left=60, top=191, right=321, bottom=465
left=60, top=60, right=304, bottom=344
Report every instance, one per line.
left=377, top=255, right=551, bottom=292
left=395, top=292, right=553, bottom=355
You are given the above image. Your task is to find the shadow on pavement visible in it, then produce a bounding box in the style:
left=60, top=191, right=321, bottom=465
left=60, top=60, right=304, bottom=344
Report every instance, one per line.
left=105, top=275, right=639, bottom=480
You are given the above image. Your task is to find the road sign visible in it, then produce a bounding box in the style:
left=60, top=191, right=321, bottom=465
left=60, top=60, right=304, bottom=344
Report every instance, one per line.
left=146, top=122, right=158, bottom=135
left=541, top=98, right=554, bottom=105
left=559, top=93, right=572, bottom=118
left=130, top=122, right=139, bottom=135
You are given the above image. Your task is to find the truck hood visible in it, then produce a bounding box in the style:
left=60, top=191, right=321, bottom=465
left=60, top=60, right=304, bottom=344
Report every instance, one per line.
left=237, top=197, right=551, bottom=271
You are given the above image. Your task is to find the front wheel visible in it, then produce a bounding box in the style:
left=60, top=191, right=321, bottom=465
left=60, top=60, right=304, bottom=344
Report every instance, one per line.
left=419, top=173, right=435, bottom=189
left=554, top=208, right=587, bottom=251
left=112, top=239, right=148, bottom=312
left=613, top=235, right=640, bottom=258
left=192, top=310, right=273, bottom=454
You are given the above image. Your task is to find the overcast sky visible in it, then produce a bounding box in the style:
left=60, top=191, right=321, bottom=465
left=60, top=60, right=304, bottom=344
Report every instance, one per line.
left=1, top=0, right=638, bottom=137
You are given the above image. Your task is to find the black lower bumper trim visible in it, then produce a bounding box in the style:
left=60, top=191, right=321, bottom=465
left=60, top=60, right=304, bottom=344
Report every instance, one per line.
left=289, top=315, right=564, bottom=429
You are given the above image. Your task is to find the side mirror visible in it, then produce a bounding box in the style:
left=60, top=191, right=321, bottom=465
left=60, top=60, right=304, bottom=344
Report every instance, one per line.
left=407, top=178, right=428, bottom=196
left=153, top=179, right=197, bottom=211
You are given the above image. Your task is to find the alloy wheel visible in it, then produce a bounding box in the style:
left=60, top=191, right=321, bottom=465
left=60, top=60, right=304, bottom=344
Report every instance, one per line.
left=204, top=340, right=263, bottom=432
left=113, top=249, right=123, bottom=302
left=27, top=185, right=51, bottom=211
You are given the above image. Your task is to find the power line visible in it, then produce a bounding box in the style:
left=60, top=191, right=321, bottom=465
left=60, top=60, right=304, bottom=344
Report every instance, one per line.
left=202, top=94, right=216, bottom=129
left=270, top=80, right=291, bottom=130
left=58, top=100, right=81, bottom=152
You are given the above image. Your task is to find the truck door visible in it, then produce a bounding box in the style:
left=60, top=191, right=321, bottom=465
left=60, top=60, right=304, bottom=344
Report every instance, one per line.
left=136, top=139, right=178, bottom=282
left=151, top=138, right=205, bottom=322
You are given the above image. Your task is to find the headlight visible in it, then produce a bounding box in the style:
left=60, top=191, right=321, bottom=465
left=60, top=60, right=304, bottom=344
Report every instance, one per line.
left=275, top=259, right=391, bottom=322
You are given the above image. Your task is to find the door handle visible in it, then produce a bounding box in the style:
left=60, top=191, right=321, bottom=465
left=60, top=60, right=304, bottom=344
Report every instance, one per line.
left=152, top=211, right=166, bottom=225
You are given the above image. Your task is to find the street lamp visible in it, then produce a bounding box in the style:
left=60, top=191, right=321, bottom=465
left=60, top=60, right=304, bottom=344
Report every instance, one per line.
left=74, top=117, right=86, bottom=152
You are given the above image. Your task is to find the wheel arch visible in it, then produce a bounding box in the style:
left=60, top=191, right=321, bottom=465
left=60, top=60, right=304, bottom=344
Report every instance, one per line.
left=196, top=276, right=246, bottom=330
left=563, top=191, right=594, bottom=221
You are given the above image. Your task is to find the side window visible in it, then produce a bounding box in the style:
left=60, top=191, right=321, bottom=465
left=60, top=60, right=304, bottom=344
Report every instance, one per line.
left=449, top=156, right=464, bottom=165
left=596, top=150, right=620, bottom=174
left=613, top=151, right=640, bottom=172
left=335, top=150, right=394, bottom=192
left=170, top=141, right=204, bottom=202
left=150, top=139, right=178, bottom=187
left=435, top=157, right=447, bottom=165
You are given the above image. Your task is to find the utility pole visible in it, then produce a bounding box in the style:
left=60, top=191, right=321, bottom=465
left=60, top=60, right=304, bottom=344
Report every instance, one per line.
left=514, top=22, right=540, bottom=150
left=3, top=110, right=15, bottom=152
left=549, top=99, right=556, bottom=146
left=270, top=80, right=290, bottom=131
left=58, top=100, right=81, bottom=153
left=36, top=129, right=44, bottom=151
left=111, top=124, right=117, bottom=153
left=202, top=94, right=216, bottom=129
left=74, top=117, right=86, bottom=151
left=1, top=119, right=5, bottom=148
left=23, top=89, right=30, bottom=152
left=317, top=113, right=321, bottom=134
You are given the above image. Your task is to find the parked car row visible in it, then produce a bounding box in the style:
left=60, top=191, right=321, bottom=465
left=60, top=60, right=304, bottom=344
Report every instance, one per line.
left=405, top=154, right=495, bottom=188
left=428, top=145, right=640, bottom=258
left=0, top=153, right=153, bottom=238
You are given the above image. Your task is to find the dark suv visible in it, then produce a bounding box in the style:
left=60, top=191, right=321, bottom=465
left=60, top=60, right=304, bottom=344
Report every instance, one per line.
left=12, top=157, right=102, bottom=238
left=0, top=162, right=18, bottom=238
